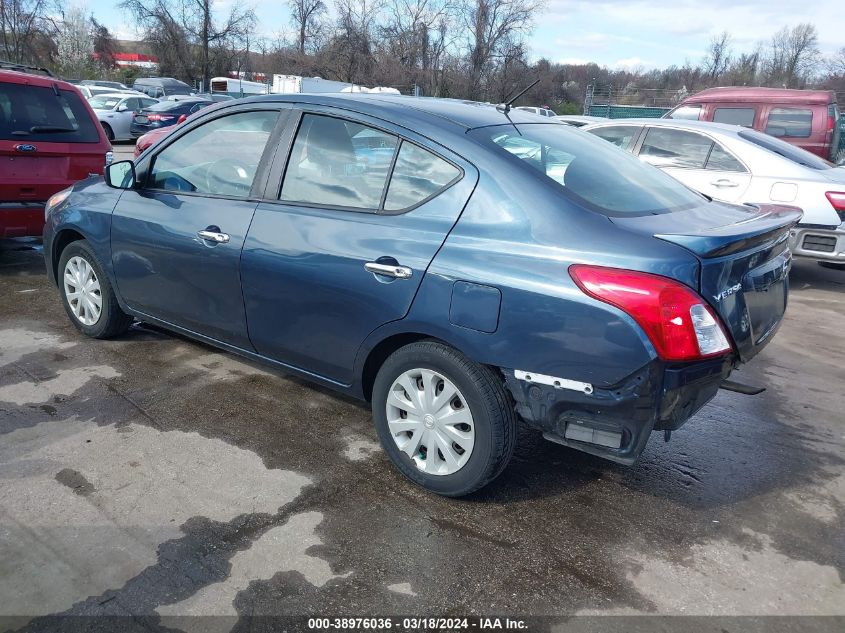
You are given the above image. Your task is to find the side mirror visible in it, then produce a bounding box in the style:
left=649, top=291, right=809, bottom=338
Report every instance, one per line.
left=105, top=160, right=136, bottom=189
left=117, top=104, right=128, bottom=112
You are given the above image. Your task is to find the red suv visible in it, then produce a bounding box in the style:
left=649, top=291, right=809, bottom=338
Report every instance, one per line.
left=1, top=63, right=112, bottom=238
left=665, top=87, right=840, bottom=161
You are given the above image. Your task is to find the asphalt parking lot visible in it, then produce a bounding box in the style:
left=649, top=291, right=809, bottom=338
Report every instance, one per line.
left=1, top=239, right=843, bottom=631
left=112, top=141, right=136, bottom=162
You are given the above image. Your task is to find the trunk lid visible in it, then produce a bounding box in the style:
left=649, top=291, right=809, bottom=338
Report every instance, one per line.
left=611, top=201, right=802, bottom=362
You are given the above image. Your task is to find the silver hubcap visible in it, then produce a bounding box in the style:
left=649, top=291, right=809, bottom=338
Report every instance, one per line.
left=386, top=368, right=475, bottom=476
left=63, top=256, right=102, bottom=326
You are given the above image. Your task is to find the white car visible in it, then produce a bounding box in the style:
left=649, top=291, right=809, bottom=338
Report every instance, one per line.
left=514, top=106, right=557, bottom=118
left=88, top=93, right=159, bottom=142
left=583, top=118, right=845, bottom=266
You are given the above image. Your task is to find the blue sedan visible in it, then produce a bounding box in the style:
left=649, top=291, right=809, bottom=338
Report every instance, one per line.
left=42, top=95, right=801, bottom=496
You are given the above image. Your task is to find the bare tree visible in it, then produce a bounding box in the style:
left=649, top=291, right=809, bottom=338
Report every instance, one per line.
left=464, top=0, right=540, bottom=100
left=0, top=0, right=60, bottom=64
left=120, top=0, right=255, bottom=87
left=764, top=23, right=820, bottom=87
left=288, top=0, right=326, bottom=55
left=703, top=31, right=731, bottom=81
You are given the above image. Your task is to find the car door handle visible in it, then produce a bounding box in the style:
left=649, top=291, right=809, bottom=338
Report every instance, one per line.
left=197, top=229, right=230, bottom=244
left=364, top=262, right=413, bottom=279
left=711, top=179, right=739, bottom=187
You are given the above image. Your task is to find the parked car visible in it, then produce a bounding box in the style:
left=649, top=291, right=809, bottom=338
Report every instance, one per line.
left=89, top=93, right=159, bottom=142
left=583, top=118, right=845, bottom=267
left=0, top=65, right=112, bottom=238
left=134, top=126, right=175, bottom=157
left=194, top=92, right=237, bottom=103
left=132, top=77, right=194, bottom=99
left=79, top=84, right=142, bottom=100
left=514, top=106, right=556, bottom=118
left=554, top=115, right=608, bottom=127
left=43, top=95, right=800, bottom=495
left=664, top=87, right=841, bottom=162
left=129, top=98, right=213, bottom=138
left=81, top=80, right=131, bottom=91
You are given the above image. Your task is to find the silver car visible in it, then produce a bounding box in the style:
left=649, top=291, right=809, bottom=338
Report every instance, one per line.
left=88, top=93, right=159, bottom=142
left=583, top=118, right=845, bottom=266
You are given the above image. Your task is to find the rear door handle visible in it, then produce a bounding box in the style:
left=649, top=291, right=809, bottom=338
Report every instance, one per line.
left=197, top=229, right=230, bottom=244
left=365, top=262, right=413, bottom=279
left=710, top=179, right=739, bottom=188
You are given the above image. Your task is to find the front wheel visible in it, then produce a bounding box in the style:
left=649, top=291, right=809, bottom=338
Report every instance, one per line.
left=372, top=340, right=516, bottom=496
left=58, top=240, right=133, bottom=338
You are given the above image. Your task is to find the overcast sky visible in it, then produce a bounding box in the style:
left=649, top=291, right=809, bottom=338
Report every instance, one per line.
left=87, top=0, right=842, bottom=70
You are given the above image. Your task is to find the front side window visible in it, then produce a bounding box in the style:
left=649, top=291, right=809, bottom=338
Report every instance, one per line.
left=588, top=125, right=641, bottom=150
left=713, top=107, right=755, bottom=127
left=765, top=108, right=813, bottom=138
left=668, top=105, right=702, bottom=121
left=477, top=124, right=703, bottom=216
left=280, top=114, right=398, bottom=210
left=0, top=84, right=99, bottom=142
left=639, top=128, right=713, bottom=169
left=384, top=142, right=461, bottom=211
left=148, top=110, right=278, bottom=196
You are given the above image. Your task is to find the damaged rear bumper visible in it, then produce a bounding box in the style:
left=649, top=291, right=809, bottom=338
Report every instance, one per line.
left=503, top=356, right=733, bottom=464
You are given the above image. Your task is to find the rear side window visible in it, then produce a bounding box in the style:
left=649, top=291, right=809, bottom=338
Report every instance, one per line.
left=668, top=105, right=702, bottom=120
left=479, top=124, right=704, bottom=216
left=713, top=107, right=755, bottom=127
left=281, top=114, right=398, bottom=210
left=149, top=110, right=279, bottom=196
left=384, top=142, right=461, bottom=211
left=0, top=83, right=99, bottom=142
left=765, top=108, right=812, bottom=138
left=706, top=144, right=746, bottom=172
left=639, top=128, right=712, bottom=168
left=588, top=125, right=641, bottom=150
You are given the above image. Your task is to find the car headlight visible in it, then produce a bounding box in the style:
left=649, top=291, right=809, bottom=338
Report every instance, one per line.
left=45, top=188, right=73, bottom=220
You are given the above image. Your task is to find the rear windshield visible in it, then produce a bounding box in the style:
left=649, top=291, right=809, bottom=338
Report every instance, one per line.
left=146, top=100, right=198, bottom=112
left=738, top=128, right=832, bottom=170
left=88, top=96, right=122, bottom=110
left=475, top=124, right=704, bottom=216
left=0, top=83, right=99, bottom=142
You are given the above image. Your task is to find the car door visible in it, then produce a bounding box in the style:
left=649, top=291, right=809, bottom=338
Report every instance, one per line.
left=112, top=97, right=137, bottom=140
left=636, top=127, right=751, bottom=202
left=110, top=106, right=283, bottom=348
left=240, top=109, right=478, bottom=384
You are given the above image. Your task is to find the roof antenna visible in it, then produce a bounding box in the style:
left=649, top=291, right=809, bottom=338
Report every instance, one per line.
left=497, top=78, right=540, bottom=114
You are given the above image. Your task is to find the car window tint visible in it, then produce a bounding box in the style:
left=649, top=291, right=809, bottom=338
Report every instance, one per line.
left=713, top=107, right=755, bottom=127
left=0, top=84, right=99, bottom=142
left=765, top=108, right=812, bottom=138
left=149, top=110, right=278, bottom=197
left=738, top=128, right=832, bottom=170
left=706, top=143, right=746, bottom=172
left=589, top=125, right=640, bottom=149
left=480, top=124, right=703, bottom=216
left=384, top=142, right=460, bottom=211
left=281, top=114, right=398, bottom=210
left=668, top=105, right=702, bottom=120
left=640, top=128, right=713, bottom=168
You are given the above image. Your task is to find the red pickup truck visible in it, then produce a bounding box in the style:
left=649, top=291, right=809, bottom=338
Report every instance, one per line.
left=1, top=63, right=112, bottom=238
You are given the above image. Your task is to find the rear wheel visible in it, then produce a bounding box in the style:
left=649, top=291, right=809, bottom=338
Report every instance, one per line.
left=58, top=240, right=133, bottom=338
left=372, top=340, right=516, bottom=496
left=101, top=122, right=114, bottom=142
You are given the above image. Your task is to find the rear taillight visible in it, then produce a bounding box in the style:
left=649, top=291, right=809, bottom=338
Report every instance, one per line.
left=147, top=114, right=174, bottom=122
left=825, top=192, right=845, bottom=222
left=569, top=265, right=732, bottom=361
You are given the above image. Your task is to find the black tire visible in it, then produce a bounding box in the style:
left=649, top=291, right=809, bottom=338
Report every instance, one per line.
left=372, top=340, right=516, bottom=497
left=834, top=148, right=845, bottom=166
left=101, top=122, right=114, bottom=142
left=818, top=261, right=845, bottom=270
left=57, top=239, right=133, bottom=339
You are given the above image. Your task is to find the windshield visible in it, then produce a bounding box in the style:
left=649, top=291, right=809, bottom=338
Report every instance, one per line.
left=476, top=123, right=704, bottom=216
left=88, top=96, right=122, bottom=110
left=738, top=128, right=833, bottom=170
